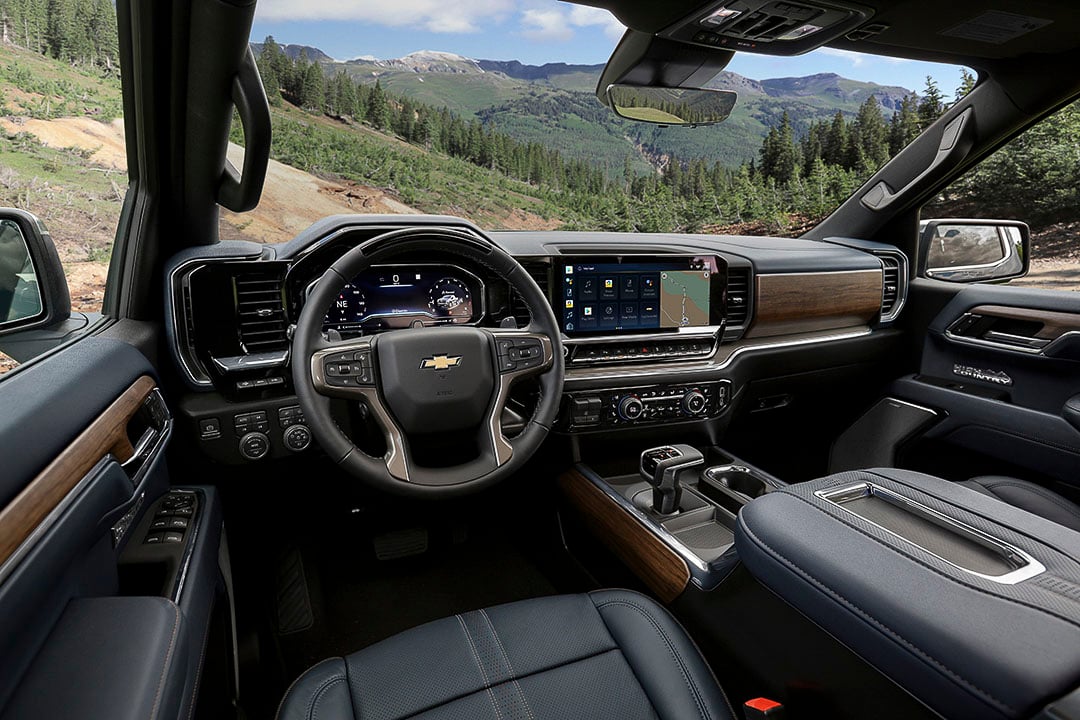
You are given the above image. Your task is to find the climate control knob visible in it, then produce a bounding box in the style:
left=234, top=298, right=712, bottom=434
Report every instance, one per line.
left=681, top=390, right=708, bottom=416
left=617, top=395, right=645, bottom=421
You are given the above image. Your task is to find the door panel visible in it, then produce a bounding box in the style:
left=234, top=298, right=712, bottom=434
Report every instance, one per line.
left=894, top=283, right=1080, bottom=490
left=0, top=336, right=224, bottom=718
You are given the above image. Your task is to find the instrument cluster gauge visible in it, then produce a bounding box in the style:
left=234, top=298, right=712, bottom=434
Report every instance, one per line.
left=325, top=282, right=368, bottom=326
left=428, top=277, right=472, bottom=319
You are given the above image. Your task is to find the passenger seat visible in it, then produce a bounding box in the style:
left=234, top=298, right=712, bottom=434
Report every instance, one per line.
left=960, top=476, right=1080, bottom=532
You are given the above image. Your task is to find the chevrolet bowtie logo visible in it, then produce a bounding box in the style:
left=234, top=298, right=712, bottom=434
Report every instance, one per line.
left=420, top=354, right=462, bottom=371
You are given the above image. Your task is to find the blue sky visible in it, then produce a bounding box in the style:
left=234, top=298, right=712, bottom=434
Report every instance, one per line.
left=251, top=1, right=965, bottom=96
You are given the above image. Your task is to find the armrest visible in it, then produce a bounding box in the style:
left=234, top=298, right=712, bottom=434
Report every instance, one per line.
left=1, top=596, right=189, bottom=720
left=736, top=468, right=1080, bottom=720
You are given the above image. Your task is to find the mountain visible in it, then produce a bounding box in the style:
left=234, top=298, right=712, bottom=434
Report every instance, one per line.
left=253, top=42, right=916, bottom=168
left=251, top=42, right=334, bottom=63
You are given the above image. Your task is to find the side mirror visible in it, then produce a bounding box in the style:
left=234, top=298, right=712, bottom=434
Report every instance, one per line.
left=0, top=209, right=71, bottom=338
left=920, top=218, right=1029, bottom=283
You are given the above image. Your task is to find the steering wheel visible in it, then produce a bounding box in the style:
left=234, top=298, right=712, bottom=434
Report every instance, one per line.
left=291, top=227, right=564, bottom=497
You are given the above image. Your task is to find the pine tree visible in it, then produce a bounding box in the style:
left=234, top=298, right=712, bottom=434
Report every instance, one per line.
left=888, top=94, right=920, bottom=155
left=955, top=68, right=977, bottom=102
left=852, top=96, right=889, bottom=170
left=823, top=111, right=847, bottom=167
left=917, top=76, right=945, bottom=129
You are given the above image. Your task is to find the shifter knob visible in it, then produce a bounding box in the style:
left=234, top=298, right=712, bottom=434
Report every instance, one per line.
left=640, top=444, right=704, bottom=515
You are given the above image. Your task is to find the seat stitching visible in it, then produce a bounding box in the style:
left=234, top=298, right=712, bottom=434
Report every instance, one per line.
left=595, top=600, right=710, bottom=720
left=150, top=601, right=182, bottom=720
left=308, top=676, right=346, bottom=720
left=399, top=648, right=622, bottom=720
left=276, top=659, right=346, bottom=720
left=739, top=512, right=1017, bottom=715
left=479, top=608, right=535, bottom=720
left=977, top=481, right=1080, bottom=523
left=456, top=613, right=504, bottom=720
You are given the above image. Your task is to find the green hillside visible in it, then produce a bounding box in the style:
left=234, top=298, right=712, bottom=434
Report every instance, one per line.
left=308, top=50, right=914, bottom=168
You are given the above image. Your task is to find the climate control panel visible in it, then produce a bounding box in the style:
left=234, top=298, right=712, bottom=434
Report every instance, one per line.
left=560, top=381, right=731, bottom=431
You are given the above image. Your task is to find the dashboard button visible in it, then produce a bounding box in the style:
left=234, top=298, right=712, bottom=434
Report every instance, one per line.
left=239, top=431, right=270, bottom=461
left=284, top=425, right=313, bottom=452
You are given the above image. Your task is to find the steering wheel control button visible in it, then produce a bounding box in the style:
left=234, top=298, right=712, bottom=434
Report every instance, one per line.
left=239, top=431, right=271, bottom=461
left=284, top=424, right=313, bottom=452
left=322, top=352, right=374, bottom=387
left=497, top=336, right=545, bottom=373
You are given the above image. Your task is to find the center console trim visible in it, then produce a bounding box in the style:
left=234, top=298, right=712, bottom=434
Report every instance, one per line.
left=572, top=464, right=734, bottom=591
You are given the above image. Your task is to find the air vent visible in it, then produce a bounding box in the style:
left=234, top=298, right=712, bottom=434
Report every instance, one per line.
left=234, top=271, right=289, bottom=352
left=510, top=260, right=550, bottom=329
left=725, top=266, right=751, bottom=327
left=874, top=251, right=908, bottom=323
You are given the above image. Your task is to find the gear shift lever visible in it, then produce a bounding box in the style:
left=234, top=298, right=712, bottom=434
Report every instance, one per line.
left=640, top=445, right=704, bottom=515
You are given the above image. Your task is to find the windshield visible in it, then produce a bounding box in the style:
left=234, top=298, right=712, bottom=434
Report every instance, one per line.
left=219, top=11, right=965, bottom=242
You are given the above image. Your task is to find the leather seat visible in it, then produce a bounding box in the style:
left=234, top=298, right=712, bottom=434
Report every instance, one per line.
left=960, top=476, right=1080, bottom=532
left=277, top=590, right=734, bottom=720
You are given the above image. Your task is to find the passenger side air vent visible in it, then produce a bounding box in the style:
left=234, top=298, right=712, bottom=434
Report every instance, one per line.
left=234, top=270, right=289, bottom=352
left=874, top=251, right=908, bottom=323
left=725, top=266, right=751, bottom=328
left=510, top=260, right=551, bottom=329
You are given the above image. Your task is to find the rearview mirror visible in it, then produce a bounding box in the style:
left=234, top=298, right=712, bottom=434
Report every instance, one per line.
left=0, top=209, right=70, bottom=337
left=921, top=219, right=1029, bottom=283
left=607, top=84, right=737, bottom=126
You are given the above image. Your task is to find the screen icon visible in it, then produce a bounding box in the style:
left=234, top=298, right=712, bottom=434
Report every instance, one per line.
left=565, top=300, right=574, bottom=309
left=583, top=306, right=593, bottom=316
left=565, top=265, right=574, bottom=274
left=604, top=279, right=613, bottom=289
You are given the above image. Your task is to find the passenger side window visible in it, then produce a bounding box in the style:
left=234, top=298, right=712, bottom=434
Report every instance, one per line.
left=924, top=100, right=1080, bottom=291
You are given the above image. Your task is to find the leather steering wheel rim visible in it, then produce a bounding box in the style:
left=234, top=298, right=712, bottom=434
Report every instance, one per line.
left=291, top=226, right=564, bottom=498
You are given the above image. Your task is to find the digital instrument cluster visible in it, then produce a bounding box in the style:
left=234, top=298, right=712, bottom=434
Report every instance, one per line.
left=320, top=264, right=482, bottom=331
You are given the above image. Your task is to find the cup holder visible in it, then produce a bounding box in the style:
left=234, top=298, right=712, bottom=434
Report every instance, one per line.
left=708, top=467, right=770, bottom=499
left=695, top=465, right=773, bottom=515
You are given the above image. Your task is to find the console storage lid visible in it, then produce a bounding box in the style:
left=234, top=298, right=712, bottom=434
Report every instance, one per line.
left=735, top=468, right=1080, bottom=720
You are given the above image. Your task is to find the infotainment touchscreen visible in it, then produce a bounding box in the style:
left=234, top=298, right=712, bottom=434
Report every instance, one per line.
left=557, top=256, right=724, bottom=335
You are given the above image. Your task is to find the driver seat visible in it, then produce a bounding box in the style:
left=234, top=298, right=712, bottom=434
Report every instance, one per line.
left=277, top=590, right=734, bottom=720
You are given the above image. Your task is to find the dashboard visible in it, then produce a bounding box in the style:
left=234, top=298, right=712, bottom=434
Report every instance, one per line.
left=166, top=215, right=908, bottom=465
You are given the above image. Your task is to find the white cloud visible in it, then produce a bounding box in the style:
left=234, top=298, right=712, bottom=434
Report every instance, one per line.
left=254, top=0, right=514, bottom=34
left=567, top=5, right=626, bottom=41
left=817, top=47, right=865, bottom=67
left=520, top=4, right=625, bottom=43
left=521, top=8, right=574, bottom=41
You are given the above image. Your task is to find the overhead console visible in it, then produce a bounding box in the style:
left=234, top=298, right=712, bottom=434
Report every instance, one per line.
left=662, top=0, right=874, bottom=55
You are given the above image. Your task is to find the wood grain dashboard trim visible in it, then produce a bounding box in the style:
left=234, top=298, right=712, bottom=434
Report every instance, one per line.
left=746, top=269, right=883, bottom=339
left=558, top=468, right=690, bottom=602
left=0, top=375, right=156, bottom=567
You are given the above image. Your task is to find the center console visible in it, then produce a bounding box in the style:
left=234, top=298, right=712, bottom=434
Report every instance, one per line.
left=559, top=445, right=785, bottom=599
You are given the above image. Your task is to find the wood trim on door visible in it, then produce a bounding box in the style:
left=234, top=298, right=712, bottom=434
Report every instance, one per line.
left=0, top=375, right=156, bottom=567
left=746, top=269, right=883, bottom=338
left=559, top=468, right=690, bottom=603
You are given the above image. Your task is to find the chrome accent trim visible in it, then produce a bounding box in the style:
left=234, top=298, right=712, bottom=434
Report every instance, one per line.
left=0, top=456, right=112, bottom=587
left=170, top=488, right=204, bottom=602
left=565, top=327, right=873, bottom=384
left=573, top=464, right=730, bottom=591
left=211, top=350, right=290, bottom=372
left=925, top=225, right=1024, bottom=282
left=816, top=482, right=1046, bottom=585
left=168, top=256, right=270, bottom=387
left=873, top=249, right=908, bottom=323
left=563, top=327, right=722, bottom=346
left=304, top=262, right=488, bottom=329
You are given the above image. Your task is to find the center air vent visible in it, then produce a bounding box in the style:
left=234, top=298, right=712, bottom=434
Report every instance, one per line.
left=234, top=271, right=289, bottom=353
left=725, top=266, right=751, bottom=328
left=510, top=260, right=551, bottom=329
left=874, top=251, right=908, bottom=323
